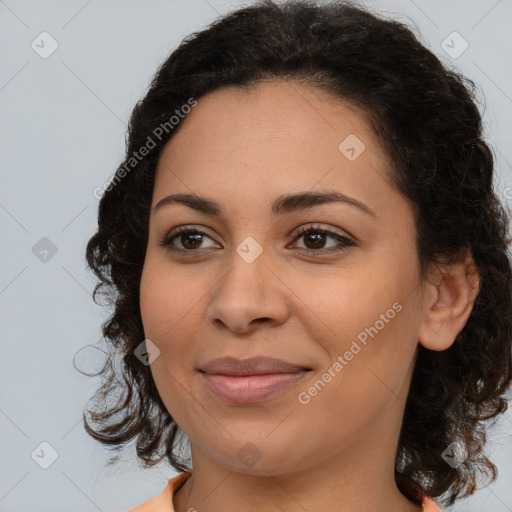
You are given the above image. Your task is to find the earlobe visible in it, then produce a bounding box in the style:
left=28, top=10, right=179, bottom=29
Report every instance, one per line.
left=418, top=248, right=480, bottom=352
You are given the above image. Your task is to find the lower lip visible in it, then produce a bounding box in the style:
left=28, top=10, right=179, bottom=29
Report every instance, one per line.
left=201, top=371, right=310, bottom=404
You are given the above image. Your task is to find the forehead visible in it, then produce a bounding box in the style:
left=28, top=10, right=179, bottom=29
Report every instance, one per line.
left=161, top=79, right=382, bottom=160
left=152, top=79, right=401, bottom=221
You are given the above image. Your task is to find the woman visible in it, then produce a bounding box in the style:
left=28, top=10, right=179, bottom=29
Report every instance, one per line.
left=84, top=1, right=512, bottom=511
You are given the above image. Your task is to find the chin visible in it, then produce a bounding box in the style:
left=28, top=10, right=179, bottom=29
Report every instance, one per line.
left=201, top=436, right=308, bottom=476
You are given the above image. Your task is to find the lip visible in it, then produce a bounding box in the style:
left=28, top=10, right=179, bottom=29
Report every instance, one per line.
left=201, top=371, right=311, bottom=404
left=199, top=356, right=311, bottom=376
left=199, top=356, right=312, bottom=404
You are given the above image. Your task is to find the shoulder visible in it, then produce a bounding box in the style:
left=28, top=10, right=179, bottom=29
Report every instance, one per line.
left=122, top=471, right=441, bottom=512
left=422, top=495, right=444, bottom=512
left=122, top=471, right=192, bottom=512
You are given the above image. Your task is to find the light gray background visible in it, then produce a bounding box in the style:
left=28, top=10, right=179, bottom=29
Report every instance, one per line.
left=1, top=0, right=511, bottom=511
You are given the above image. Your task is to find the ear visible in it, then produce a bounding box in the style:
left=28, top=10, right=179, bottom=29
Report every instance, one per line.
left=418, top=248, right=481, bottom=351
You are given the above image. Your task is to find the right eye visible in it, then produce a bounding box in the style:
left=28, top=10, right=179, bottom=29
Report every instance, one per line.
left=159, top=226, right=220, bottom=253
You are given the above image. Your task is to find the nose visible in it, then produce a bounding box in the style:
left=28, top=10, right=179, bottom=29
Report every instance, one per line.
left=206, top=249, right=290, bottom=335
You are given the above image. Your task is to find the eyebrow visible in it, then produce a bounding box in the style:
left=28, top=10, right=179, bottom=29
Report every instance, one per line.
left=153, top=190, right=377, bottom=218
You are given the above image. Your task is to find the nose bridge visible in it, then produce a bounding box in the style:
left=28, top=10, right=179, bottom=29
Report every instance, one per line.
left=223, top=235, right=271, bottom=302
left=206, top=235, right=289, bottom=331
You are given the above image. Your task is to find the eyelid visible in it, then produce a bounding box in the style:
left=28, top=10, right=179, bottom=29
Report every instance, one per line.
left=289, top=222, right=353, bottom=240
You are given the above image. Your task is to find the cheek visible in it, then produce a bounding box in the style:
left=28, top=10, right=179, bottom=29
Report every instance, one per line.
left=139, top=265, right=167, bottom=341
left=303, top=262, right=417, bottom=391
left=301, top=265, right=396, bottom=342
left=297, top=294, right=415, bottom=435
left=139, top=260, right=198, bottom=420
left=139, top=256, right=209, bottom=390
left=139, top=253, right=204, bottom=341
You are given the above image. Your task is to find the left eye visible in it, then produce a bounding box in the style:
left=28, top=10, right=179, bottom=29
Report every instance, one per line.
left=289, top=226, right=355, bottom=254
left=159, top=225, right=355, bottom=255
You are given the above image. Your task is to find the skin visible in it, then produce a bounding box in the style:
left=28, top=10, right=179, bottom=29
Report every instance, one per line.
left=139, top=79, right=480, bottom=512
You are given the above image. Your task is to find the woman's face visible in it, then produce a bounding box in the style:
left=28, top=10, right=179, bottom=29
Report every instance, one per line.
left=140, top=79, right=430, bottom=475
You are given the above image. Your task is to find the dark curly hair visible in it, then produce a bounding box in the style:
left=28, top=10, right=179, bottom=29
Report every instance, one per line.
left=84, top=0, right=512, bottom=508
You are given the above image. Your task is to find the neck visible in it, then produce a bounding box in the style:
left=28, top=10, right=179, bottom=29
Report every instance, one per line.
left=173, top=440, right=423, bottom=512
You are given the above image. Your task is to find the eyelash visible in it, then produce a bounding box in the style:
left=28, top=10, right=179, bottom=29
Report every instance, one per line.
left=159, top=224, right=356, bottom=256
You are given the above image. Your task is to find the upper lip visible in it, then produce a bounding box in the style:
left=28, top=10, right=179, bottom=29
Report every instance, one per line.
left=199, top=356, right=311, bottom=376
